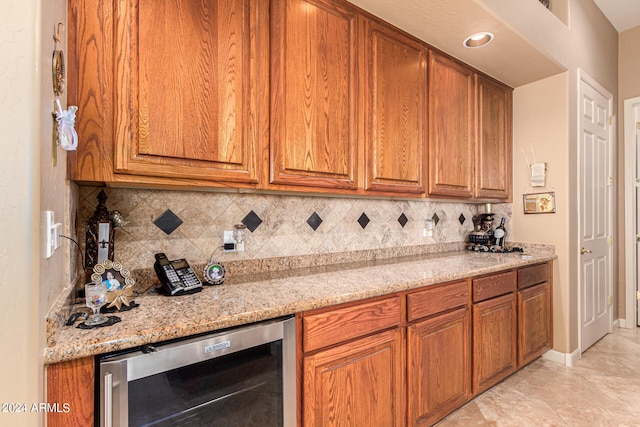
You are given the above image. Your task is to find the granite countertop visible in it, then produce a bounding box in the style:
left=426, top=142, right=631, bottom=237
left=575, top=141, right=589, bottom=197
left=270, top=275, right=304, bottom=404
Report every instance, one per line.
left=44, top=250, right=555, bottom=365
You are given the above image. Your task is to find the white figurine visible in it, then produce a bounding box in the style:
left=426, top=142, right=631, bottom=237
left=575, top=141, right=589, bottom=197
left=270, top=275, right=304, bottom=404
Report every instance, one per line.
left=55, top=99, right=78, bottom=151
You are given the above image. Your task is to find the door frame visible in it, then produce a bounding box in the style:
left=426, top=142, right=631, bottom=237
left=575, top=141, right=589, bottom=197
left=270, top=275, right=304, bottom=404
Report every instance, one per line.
left=576, top=69, right=614, bottom=352
left=623, top=96, right=640, bottom=329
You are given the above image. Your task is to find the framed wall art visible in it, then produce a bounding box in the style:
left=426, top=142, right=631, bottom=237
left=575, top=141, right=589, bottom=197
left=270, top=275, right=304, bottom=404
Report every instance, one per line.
left=523, top=192, right=556, bottom=214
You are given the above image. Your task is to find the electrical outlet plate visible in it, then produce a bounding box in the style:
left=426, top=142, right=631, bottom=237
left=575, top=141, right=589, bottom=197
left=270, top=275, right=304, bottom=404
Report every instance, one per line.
left=223, top=230, right=244, bottom=252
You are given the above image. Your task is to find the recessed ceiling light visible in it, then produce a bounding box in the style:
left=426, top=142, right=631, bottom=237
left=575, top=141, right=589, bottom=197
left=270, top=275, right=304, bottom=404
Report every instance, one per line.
left=463, top=32, right=494, bottom=48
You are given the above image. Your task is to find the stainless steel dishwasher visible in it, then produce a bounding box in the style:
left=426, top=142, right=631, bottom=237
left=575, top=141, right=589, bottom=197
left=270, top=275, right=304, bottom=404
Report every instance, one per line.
left=99, top=316, right=295, bottom=427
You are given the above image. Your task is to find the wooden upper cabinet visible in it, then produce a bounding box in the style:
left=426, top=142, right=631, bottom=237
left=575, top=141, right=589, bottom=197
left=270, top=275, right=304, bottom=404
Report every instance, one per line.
left=67, top=0, right=264, bottom=185
left=270, top=0, right=358, bottom=190
left=362, top=18, right=427, bottom=194
left=427, top=52, right=475, bottom=198
left=476, top=74, right=513, bottom=201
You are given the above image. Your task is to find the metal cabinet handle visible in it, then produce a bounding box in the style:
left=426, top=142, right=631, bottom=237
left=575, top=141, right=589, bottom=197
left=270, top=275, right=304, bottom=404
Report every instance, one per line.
left=580, top=248, right=592, bottom=254
left=104, top=373, right=112, bottom=427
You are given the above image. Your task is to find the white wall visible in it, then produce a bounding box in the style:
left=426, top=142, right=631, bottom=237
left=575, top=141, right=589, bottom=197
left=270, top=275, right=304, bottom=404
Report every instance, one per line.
left=512, top=73, right=570, bottom=352
left=40, top=0, right=71, bottom=326
left=0, top=1, right=41, bottom=425
left=0, top=0, right=69, bottom=425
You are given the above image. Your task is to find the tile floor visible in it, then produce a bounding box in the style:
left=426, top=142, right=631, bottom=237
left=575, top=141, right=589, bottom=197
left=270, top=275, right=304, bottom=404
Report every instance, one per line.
left=437, top=327, right=640, bottom=426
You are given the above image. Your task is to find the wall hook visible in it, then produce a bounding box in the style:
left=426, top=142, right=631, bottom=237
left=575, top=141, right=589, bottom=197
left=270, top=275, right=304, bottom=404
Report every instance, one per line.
left=53, top=23, right=64, bottom=45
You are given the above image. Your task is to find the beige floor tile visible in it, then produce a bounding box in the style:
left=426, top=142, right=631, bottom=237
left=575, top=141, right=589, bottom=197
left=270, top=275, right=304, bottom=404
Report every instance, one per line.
left=436, top=327, right=640, bottom=427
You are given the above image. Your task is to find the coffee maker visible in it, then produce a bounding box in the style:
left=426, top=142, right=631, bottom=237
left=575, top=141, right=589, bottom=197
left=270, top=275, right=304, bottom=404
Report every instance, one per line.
left=467, top=213, right=495, bottom=252
left=467, top=204, right=521, bottom=253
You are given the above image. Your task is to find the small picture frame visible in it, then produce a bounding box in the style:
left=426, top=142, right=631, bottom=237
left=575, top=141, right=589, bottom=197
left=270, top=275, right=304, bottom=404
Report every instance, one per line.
left=523, top=192, right=556, bottom=214
left=203, top=262, right=226, bottom=285
left=91, top=260, right=137, bottom=311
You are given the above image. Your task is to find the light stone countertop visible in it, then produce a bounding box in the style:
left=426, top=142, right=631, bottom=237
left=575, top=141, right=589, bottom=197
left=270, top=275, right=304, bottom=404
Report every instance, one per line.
left=44, top=250, right=555, bottom=365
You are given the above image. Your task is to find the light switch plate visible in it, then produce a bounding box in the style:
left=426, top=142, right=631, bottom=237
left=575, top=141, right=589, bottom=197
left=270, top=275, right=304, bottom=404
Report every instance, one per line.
left=45, top=211, right=55, bottom=258
left=45, top=211, right=62, bottom=258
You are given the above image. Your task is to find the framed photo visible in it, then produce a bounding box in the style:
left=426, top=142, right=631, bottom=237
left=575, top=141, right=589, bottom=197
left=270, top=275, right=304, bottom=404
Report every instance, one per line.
left=203, top=262, right=226, bottom=285
left=91, top=259, right=137, bottom=311
left=523, top=192, right=556, bottom=214
left=91, top=260, right=134, bottom=288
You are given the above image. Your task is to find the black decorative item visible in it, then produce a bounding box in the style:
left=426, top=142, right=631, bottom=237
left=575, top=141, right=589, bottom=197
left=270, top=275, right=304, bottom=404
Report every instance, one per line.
left=153, top=209, right=183, bottom=234
left=307, top=212, right=323, bottom=231
left=85, top=190, right=115, bottom=282
left=358, top=213, right=370, bottom=229
left=538, top=0, right=550, bottom=8
left=77, top=315, right=121, bottom=329
left=398, top=213, right=408, bottom=228
left=242, top=210, right=263, bottom=232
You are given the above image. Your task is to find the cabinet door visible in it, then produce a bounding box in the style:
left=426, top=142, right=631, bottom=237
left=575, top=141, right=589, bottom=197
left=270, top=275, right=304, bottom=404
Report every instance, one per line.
left=476, top=75, right=513, bottom=200
left=68, top=0, right=263, bottom=185
left=117, top=0, right=261, bottom=182
left=270, top=0, right=358, bottom=190
left=408, top=307, right=471, bottom=426
left=47, top=357, right=94, bottom=427
left=303, top=328, right=404, bottom=427
left=472, top=292, right=517, bottom=394
left=518, top=281, right=553, bottom=366
left=428, top=52, right=475, bottom=198
left=362, top=18, right=427, bottom=194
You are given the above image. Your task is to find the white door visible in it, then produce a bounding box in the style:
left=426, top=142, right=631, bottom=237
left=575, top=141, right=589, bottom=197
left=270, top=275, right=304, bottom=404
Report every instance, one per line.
left=579, top=70, right=613, bottom=351
left=635, top=104, right=640, bottom=327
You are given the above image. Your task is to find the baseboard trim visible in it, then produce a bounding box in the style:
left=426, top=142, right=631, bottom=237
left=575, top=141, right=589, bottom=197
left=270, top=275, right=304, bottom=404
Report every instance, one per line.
left=542, top=348, right=580, bottom=367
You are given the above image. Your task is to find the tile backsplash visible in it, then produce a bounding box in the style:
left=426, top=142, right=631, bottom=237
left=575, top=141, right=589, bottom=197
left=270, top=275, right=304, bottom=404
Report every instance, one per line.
left=78, top=187, right=512, bottom=273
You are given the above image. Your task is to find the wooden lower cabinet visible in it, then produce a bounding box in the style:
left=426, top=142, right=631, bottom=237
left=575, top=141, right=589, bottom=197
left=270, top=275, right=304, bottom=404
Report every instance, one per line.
left=518, top=281, right=553, bottom=367
left=302, top=328, right=405, bottom=427
left=47, top=356, right=95, bottom=427
left=407, top=307, right=471, bottom=426
left=472, top=292, right=517, bottom=395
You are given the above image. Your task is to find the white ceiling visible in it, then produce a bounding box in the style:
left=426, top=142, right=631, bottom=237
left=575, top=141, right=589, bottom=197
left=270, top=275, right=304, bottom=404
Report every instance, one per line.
left=349, top=0, right=565, bottom=88
left=348, top=0, right=639, bottom=89
left=593, top=0, right=640, bottom=32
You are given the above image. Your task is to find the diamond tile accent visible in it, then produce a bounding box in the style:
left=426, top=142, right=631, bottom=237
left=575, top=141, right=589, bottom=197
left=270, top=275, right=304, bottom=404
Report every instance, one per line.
left=459, top=213, right=466, bottom=225
left=153, top=209, right=183, bottom=235
left=358, top=213, right=370, bottom=229
left=431, top=213, right=440, bottom=226
left=398, top=213, right=408, bottom=228
left=307, top=212, right=323, bottom=231
left=241, top=210, right=263, bottom=233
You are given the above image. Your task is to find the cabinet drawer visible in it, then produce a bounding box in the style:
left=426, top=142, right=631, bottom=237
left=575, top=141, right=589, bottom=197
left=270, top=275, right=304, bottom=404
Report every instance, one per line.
left=518, top=263, right=550, bottom=289
left=472, top=271, right=516, bottom=303
left=407, top=281, right=469, bottom=322
left=302, top=296, right=402, bottom=353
